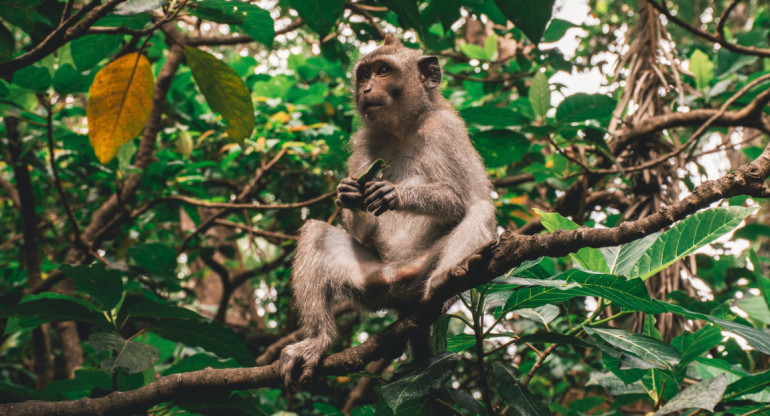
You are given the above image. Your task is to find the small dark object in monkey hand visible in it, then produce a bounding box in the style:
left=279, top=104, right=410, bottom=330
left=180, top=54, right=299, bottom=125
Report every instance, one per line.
left=356, top=158, right=386, bottom=185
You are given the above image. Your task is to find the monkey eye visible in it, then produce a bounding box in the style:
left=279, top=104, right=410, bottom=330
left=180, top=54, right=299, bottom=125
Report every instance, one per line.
left=376, top=65, right=391, bottom=76
left=358, top=71, right=371, bottom=83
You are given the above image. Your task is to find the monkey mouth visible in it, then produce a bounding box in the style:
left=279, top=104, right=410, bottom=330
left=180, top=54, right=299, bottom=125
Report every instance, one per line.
left=362, top=101, right=385, bottom=111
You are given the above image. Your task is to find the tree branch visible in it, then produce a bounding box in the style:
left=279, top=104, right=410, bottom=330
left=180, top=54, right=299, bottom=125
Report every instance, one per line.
left=646, top=0, right=770, bottom=58
left=0, top=0, right=128, bottom=76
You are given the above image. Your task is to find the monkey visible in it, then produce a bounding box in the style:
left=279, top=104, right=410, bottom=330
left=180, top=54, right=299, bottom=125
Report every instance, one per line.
left=279, top=34, right=496, bottom=387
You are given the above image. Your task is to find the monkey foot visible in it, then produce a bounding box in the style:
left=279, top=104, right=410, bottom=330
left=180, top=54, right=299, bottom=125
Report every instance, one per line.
left=279, top=341, right=323, bottom=391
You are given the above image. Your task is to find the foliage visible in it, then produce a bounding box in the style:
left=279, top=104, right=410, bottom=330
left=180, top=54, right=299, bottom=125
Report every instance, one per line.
left=1, top=0, right=770, bottom=415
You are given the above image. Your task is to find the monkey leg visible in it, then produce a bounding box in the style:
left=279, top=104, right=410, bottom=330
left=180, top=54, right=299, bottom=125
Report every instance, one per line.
left=424, top=201, right=496, bottom=301
left=280, top=220, right=386, bottom=387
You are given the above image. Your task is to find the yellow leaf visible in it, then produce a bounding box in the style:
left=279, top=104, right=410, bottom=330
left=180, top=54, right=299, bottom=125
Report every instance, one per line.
left=271, top=111, right=290, bottom=123
left=87, top=53, right=154, bottom=164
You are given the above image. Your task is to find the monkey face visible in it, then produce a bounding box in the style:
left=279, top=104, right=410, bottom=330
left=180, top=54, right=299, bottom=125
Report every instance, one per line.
left=352, top=36, right=443, bottom=132
left=355, top=58, right=400, bottom=118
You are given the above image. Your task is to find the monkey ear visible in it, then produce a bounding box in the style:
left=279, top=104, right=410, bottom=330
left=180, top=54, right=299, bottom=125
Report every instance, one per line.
left=418, top=56, right=441, bottom=89
left=383, top=34, right=401, bottom=46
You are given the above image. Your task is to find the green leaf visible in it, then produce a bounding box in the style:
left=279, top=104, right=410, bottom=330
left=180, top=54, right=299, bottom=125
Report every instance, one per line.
left=461, top=105, right=527, bottom=128
left=555, top=93, right=616, bottom=123
left=535, top=209, right=608, bottom=272
left=382, top=352, right=459, bottom=411
left=671, top=325, right=723, bottom=366
left=659, top=301, right=770, bottom=354
left=514, top=304, right=559, bottom=326
left=53, top=64, right=95, bottom=95
left=748, top=250, right=770, bottom=312
left=378, top=0, right=423, bottom=35
left=560, top=269, right=664, bottom=313
left=586, top=372, right=646, bottom=396
left=459, top=43, right=489, bottom=60
left=653, top=374, right=728, bottom=416
left=724, top=368, right=770, bottom=399
left=690, top=49, right=714, bottom=91
left=737, top=296, right=770, bottom=325
left=125, top=300, right=203, bottom=321
left=289, top=0, right=345, bottom=36
left=528, top=71, right=550, bottom=119
left=600, top=232, right=660, bottom=276
left=492, top=362, right=550, bottom=415
left=446, top=334, right=476, bottom=353
left=473, top=130, right=530, bottom=167
left=71, top=35, right=122, bottom=71
left=162, top=353, right=239, bottom=376
left=149, top=319, right=254, bottom=366
left=584, top=327, right=681, bottom=370
left=484, top=33, right=498, bottom=60
left=542, top=18, right=577, bottom=43
left=128, top=242, right=177, bottom=277
left=494, top=0, right=555, bottom=44
left=12, top=64, right=51, bottom=92
left=0, top=20, right=13, bottom=63
left=90, top=332, right=160, bottom=374
left=4, top=295, right=95, bottom=325
left=235, top=3, right=275, bottom=47
left=628, top=207, right=756, bottom=280
left=188, top=0, right=246, bottom=24
left=61, top=264, right=124, bottom=310
left=183, top=46, right=255, bottom=142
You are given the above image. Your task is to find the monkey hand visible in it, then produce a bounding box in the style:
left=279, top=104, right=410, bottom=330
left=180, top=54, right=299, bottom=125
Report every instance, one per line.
left=423, top=240, right=498, bottom=302
left=336, top=177, right=364, bottom=209
left=363, top=181, right=400, bottom=216
left=279, top=340, right=325, bottom=390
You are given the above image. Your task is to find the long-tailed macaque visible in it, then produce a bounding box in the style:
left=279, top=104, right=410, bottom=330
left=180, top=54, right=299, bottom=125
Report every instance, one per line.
left=279, top=35, right=496, bottom=386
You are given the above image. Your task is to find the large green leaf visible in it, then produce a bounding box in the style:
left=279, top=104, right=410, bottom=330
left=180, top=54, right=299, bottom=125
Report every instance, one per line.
left=723, top=368, right=770, bottom=399
left=654, top=374, right=727, bottom=415
left=514, top=304, right=560, bottom=326
left=61, top=263, right=124, bottom=310
left=494, top=0, right=555, bottom=44
left=53, top=64, right=95, bottom=95
left=12, top=64, right=51, bottom=92
left=382, top=352, right=459, bottom=411
left=671, top=325, right=723, bottom=366
left=555, top=93, right=616, bottom=124
left=187, top=0, right=274, bottom=47
left=559, top=269, right=665, bottom=314
left=528, top=71, right=550, bottom=120
left=4, top=294, right=96, bottom=325
left=90, top=332, right=159, bottom=374
left=628, top=207, right=756, bottom=280
left=289, top=0, right=345, bottom=36
left=71, top=35, right=122, bottom=71
left=492, top=362, right=550, bottom=416
left=446, top=334, right=476, bottom=353
left=124, top=300, right=203, bottom=321
left=149, top=319, right=253, bottom=366
left=660, top=301, right=770, bottom=354
left=584, top=327, right=681, bottom=370
left=183, top=46, right=255, bottom=142
left=600, top=232, right=660, bottom=276
left=536, top=209, right=609, bottom=272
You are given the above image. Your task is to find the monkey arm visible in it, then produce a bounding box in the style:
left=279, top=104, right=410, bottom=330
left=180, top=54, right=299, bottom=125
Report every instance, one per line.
left=394, top=181, right=466, bottom=222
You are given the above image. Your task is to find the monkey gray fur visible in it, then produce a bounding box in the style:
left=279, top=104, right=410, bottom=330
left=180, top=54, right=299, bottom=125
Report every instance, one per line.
left=279, top=34, right=496, bottom=387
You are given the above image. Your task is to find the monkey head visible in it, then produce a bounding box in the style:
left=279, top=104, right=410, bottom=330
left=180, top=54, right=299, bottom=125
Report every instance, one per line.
left=353, top=34, right=442, bottom=132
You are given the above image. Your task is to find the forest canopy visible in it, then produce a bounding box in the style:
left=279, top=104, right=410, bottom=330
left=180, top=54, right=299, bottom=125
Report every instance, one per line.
left=1, top=0, right=770, bottom=415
